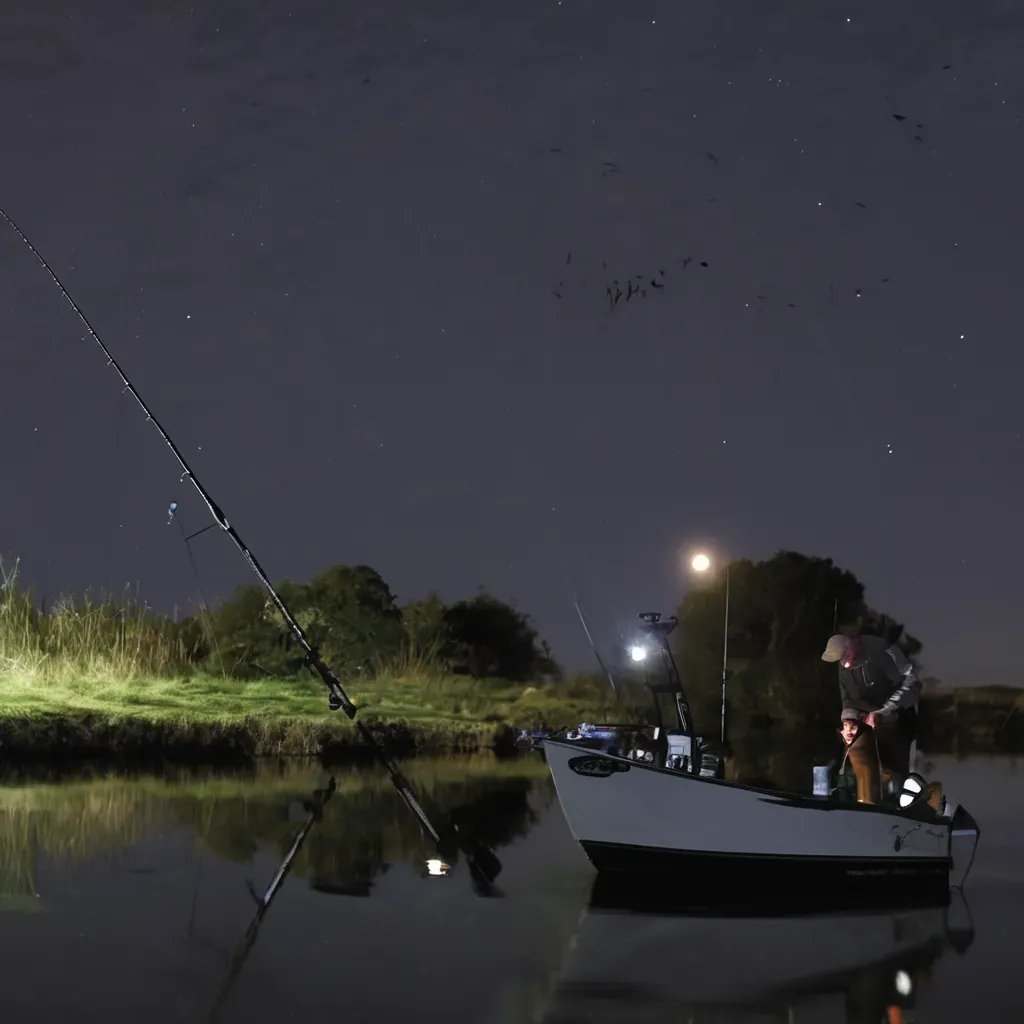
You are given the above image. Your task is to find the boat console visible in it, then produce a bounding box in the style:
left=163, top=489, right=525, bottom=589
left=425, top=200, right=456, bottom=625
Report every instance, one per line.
left=562, top=610, right=728, bottom=779
left=562, top=722, right=726, bottom=779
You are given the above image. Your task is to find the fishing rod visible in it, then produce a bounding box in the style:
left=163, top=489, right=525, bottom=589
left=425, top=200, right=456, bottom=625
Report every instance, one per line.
left=0, top=206, right=500, bottom=885
left=208, top=778, right=336, bottom=1023
left=572, top=593, right=617, bottom=694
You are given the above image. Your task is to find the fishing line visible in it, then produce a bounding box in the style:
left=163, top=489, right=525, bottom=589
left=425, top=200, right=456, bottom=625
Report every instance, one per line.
left=168, top=502, right=227, bottom=677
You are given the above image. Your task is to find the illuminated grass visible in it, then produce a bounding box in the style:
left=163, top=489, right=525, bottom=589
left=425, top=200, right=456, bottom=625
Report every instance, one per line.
left=0, top=669, right=630, bottom=758
left=0, top=555, right=663, bottom=758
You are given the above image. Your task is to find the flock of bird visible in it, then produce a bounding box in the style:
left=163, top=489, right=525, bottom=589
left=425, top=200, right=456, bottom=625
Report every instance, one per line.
left=550, top=254, right=711, bottom=310
left=550, top=251, right=896, bottom=315
left=545, top=63, right=957, bottom=316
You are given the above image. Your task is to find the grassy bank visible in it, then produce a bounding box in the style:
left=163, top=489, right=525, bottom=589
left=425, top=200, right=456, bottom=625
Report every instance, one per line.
left=0, top=558, right=635, bottom=760
left=1, top=560, right=1020, bottom=759
left=0, top=670, right=636, bottom=760
left=3, top=672, right=1018, bottom=761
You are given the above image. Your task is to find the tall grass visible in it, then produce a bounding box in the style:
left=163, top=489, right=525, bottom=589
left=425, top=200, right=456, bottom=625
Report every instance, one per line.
left=0, top=556, right=641, bottom=757
left=0, top=556, right=195, bottom=683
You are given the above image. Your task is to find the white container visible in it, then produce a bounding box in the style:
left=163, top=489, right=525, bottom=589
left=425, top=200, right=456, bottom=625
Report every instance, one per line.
left=813, top=765, right=831, bottom=797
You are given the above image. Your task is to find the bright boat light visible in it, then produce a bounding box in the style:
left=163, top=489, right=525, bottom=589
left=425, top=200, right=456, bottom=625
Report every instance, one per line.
left=629, top=645, right=648, bottom=662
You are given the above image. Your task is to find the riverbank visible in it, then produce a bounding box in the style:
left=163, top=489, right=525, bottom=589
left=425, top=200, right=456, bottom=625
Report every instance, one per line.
left=0, top=671, right=1019, bottom=762
left=918, top=684, right=1023, bottom=751
left=0, top=671, right=624, bottom=761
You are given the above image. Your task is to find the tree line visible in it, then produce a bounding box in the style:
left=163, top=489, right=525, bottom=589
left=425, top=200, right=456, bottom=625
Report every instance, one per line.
left=181, top=565, right=560, bottom=683
left=670, top=550, right=925, bottom=734
left=178, top=551, right=925, bottom=734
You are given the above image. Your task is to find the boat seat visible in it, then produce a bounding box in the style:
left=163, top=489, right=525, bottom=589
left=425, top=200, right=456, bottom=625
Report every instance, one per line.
left=881, top=771, right=944, bottom=813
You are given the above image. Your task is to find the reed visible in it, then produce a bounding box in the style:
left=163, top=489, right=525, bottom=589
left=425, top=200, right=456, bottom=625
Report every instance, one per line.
left=0, top=557, right=195, bottom=683
left=0, top=556, right=644, bottom=758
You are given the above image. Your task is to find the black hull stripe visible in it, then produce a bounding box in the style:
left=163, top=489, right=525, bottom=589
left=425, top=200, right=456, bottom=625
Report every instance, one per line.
left=581, top=841, right=951, bottom=913
left=582, top=841, right=949, bottom=883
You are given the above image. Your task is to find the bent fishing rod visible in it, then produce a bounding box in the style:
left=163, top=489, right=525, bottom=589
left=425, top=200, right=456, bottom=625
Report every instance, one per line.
left=0, top=205, right=500, bottom=884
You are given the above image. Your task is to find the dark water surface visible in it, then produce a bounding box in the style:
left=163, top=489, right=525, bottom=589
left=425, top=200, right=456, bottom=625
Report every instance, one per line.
left=0, top=752, right=1020, bottom=1022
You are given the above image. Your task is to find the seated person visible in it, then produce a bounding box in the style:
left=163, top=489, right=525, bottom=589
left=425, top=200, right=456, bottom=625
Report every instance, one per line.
left=834, top=708, right=883, bottom=804
left=835, top=709, right=945, bottom=812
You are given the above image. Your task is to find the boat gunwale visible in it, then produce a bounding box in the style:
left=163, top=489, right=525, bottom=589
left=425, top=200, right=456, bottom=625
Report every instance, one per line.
left=543, top=733, right=952, bottom=826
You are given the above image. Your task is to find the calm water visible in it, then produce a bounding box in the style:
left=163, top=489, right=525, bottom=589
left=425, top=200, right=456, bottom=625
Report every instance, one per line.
left=0, top=751, right=1020, bottom=1022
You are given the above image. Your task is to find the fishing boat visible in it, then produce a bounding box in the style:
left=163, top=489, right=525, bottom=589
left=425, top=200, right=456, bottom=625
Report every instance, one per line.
left=544, top=611, right=980, bottom=906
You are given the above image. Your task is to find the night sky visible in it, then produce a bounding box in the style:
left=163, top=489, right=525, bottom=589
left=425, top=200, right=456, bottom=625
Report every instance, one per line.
left=2, top=2, right=1022, bottom=686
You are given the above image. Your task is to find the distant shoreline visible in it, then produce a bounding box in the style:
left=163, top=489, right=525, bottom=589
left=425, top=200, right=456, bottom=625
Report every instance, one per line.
left=0, top=678, right=1018, bottom=764
left=916, top=685, right=1023, bottom=753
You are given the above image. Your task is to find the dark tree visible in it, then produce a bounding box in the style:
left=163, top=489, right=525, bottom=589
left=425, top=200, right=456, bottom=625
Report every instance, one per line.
left=673, top=551, right=922, bottom=733
left=442, top=591, right=558, bottom=681
left=400, top=591, right=448, bottom=654
left=206, top=565, right=404, bottom=679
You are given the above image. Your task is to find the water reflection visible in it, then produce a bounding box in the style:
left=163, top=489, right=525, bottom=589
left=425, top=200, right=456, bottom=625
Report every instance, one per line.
left=0, top=755, right=553, bottom=913
left=204, top=764, right=529, bottom=1019
left=208, top=777, right=338, bottom=1022
left=541, top=891, right=975, bottom=1024
left=0, top=754, right=1017, bottom=1022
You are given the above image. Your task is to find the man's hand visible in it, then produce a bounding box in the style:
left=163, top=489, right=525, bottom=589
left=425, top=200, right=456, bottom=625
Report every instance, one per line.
left=864, top=711, right=877, bottom=729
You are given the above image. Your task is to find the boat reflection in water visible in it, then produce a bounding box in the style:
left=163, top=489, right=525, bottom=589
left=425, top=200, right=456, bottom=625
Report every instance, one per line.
left=540, top=883, right=975, bottom=1024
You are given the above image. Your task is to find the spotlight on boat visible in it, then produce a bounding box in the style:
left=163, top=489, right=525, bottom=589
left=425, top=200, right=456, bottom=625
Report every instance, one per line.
left=629, top=645, right=648, bottom=662
left=895, top=970, right=913, bottom=996
left=425, top=859, right=452, bottom=876
left=690, top=552, right=711, bottom=573
left=898, top=773, right=926, bottom=809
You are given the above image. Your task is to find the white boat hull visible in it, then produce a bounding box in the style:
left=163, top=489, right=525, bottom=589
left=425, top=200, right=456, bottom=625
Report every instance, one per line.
left=544, top=736, right=963, bottom=899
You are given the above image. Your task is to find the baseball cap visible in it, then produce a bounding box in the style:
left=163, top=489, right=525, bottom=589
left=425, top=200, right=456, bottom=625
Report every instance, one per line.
left=821, top=634, right=850, bottom=663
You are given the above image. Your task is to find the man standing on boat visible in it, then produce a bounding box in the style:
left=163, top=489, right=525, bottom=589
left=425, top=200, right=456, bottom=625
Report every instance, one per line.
left=821, top=633, right=921, bottom=779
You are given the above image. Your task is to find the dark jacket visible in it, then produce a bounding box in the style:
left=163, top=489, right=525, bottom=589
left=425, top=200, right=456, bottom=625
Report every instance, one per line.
left=837, top=634, right=921, bottom=716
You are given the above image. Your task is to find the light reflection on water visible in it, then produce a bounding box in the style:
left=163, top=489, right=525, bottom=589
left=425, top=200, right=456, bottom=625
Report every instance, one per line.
left=0, top=752, right=1019, bottom=1022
